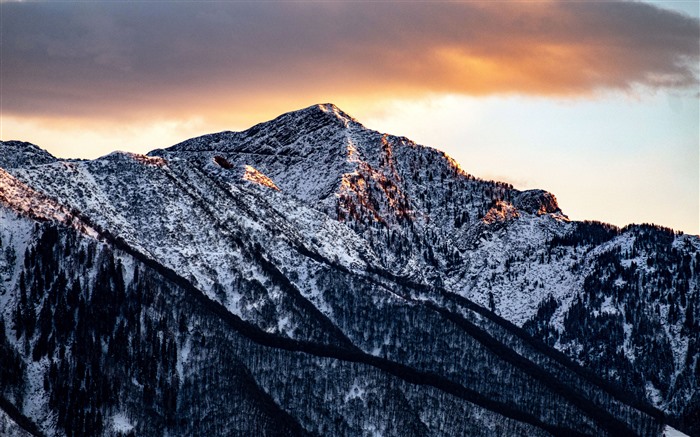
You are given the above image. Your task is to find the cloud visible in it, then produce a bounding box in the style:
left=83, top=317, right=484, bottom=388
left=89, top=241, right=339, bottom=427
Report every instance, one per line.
left=1, top=1, right=698, bottom=122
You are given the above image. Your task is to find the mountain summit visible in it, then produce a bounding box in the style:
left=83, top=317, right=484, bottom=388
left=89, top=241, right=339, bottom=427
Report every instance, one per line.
left=0, top=104, right=697, bottom=436
left=0, top=141, right=58, bottom=169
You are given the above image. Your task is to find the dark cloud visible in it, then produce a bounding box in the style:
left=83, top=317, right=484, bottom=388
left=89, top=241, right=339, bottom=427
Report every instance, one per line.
left=2, top=1, right=698, bottom=120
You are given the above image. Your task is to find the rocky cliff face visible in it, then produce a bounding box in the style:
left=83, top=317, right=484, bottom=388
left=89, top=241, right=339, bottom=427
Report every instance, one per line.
left=0, top=104, right=697, bottom=436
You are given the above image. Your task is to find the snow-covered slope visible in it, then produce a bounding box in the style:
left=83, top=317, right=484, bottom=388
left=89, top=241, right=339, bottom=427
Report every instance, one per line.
left=0, top=141, right=57, bottom=169
left=148, top=104, right=700, bottom=430
left=0, top=193, right=666, bottom=437
left=0, top=104, right=697, bottom=435
left=0, top=407, right=34, bottom=437
left=151, top=104, right=569, bottom=292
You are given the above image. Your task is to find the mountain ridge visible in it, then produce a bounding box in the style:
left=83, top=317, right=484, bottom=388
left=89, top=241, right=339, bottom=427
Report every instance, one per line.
left=0, top=103, right=698, bottom=435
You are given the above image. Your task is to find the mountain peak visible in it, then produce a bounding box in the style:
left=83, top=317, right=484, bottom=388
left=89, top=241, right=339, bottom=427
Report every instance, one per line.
left=155, top=103, right=362, bottom=157
left=251, top=102, right=361, bottom=133
left=2, top=106, right=698, bottom=436
left=0, top=141, right=58, bottom=169
left=309, top=103, right=357, bottom=123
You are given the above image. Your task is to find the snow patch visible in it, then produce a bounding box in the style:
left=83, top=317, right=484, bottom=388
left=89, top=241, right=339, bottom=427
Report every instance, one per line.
left=645, top=381, right=663, bottom=407
left=111, top=413, right=135, bottom=433
left=663, top=425, right=690, bottom=437
left=344, top=379, right=367, bottom=403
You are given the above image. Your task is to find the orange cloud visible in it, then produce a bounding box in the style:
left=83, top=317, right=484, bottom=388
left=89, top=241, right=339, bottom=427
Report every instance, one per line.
left=1, top=1, right=698, bottom=124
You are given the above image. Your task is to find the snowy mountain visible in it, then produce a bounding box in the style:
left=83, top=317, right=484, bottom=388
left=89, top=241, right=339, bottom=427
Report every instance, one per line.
left=0, top=104, right=697, bottom=436
left=0, top=141, right=58, bottom=169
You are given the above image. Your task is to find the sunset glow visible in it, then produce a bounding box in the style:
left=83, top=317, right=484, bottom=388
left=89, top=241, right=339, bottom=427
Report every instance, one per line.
left=243, top=165, right=281, bottom=191
left=1, top=0, right=698, bottom=234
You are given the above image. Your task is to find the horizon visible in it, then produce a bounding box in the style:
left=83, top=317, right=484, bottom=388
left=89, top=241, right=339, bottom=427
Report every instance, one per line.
left=4, top=99, right=698, bottom=237
left=1, top=0, right=698, bottom=234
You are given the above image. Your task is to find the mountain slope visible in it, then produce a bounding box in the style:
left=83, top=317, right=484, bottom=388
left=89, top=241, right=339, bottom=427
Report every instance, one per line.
left=0, top=103, right=697, bottom=435
left=0, top=175, right=664, bottom=436
left=149, top=104, right=700, bottom=431
left=0, top=142, right=57, bottom=170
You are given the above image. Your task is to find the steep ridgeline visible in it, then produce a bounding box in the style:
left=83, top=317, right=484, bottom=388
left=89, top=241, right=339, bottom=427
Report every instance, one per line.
left=0, top=154, right=666, bottom=437
left=0, top=142, right=57, bottom=170
left=149, top=104, right=700, bottom=433
left=0, top=103, right=696, bottom=435
left=150, top=104, right=565, bottom=280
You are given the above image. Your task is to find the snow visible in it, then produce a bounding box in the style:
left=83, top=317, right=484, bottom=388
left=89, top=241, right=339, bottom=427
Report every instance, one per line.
left=22, top=359, right=53, bottom=433
left=447, top=214, right=580, bottom=327
left=0, top=168, right=101, bottom=240
left=599, top=296, right=618, bottom=315
left=0, top=209, right=34, bottom=319
left=344, top=379, right=367, bottom=403
left=0, top=407, right=32, bottom=437
left=622, top=322, right=635, bottom=363
left=663, top=425, right=690, bottom=437
left=0, top=141, right=57, bottom=169
left=276, top=315, right=294, bottom=335
left=111, top=413, right=135, bottom=433
left=177, top=337, right=192, bottom=385
left=1, top=103, right=698, bottom=432
left=645, top=381, right=663, bottom=406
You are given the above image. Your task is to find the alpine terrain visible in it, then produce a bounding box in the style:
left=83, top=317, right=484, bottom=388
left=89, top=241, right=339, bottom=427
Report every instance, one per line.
left=0, top=104, right=697, bottom=436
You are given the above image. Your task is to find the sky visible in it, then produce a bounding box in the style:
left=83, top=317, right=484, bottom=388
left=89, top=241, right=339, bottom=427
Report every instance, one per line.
left=1, top=1, right=699, bottom=235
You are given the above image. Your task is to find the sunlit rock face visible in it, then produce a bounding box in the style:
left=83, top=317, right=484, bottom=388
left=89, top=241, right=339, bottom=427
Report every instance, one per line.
left=482, top=200, right=520, bottom=224
left=514, top=189, right=563, bottom=216
left=0, top=104, right=697, bottom=436
left=242, top=165, right=280, bottom=191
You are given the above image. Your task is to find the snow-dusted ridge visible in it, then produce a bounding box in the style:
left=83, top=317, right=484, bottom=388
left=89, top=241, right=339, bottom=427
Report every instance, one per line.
left=0, top=104, right=697, bottom=436
left=0, top=168, right=99, bottom=239
left=0, top=141, right=58, bottom=169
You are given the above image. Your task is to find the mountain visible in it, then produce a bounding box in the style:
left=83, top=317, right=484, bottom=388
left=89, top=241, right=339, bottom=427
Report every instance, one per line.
left=154, top=104, right=700, bottom=429
left=0, top=142, right=57, bottom=170
left=0, top=104, right=697, bottom=436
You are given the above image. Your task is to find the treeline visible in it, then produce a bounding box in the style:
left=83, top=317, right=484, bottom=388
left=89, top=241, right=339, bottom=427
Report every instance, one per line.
left=11, top=224, right=179, bottom=436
